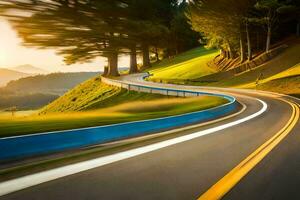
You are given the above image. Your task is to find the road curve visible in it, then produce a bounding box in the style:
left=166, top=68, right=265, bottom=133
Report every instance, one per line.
left=1, top=74, right=300, bottom=200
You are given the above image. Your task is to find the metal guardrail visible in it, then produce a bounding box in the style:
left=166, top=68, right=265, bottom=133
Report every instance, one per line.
left=0, top=76, right=239, bottom=161
left=101, top=74, right=236, bottom=102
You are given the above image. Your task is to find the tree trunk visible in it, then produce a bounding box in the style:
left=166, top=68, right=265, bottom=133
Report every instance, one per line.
left=228, top=49, right=233, bottom=59
left=142, top=43, right=151, bottom=69
left=107, top=52, right=119, bottom=76
left=240, top=31, right=246, bottom=62
left=220, top=49, right=225, bottom=58
left=225, top=51, right=229, bottom=59
left=129, top=46, right=138, bottom=74
left=297, top=21, right=300, bottom=37
left=246, top=23, right=252, bottom=61
left=103, top=66, right=108, bottom=76
left=155, top=47, right=160, bottom=62
left=256, top=31, right=260, bottom=51
left=266, top=26, right=271, bottom=53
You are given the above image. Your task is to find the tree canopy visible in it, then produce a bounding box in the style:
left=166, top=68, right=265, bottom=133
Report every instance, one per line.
left=188, top=0, right=299, bottom=64
left=0, top=0, right=201, bottom=76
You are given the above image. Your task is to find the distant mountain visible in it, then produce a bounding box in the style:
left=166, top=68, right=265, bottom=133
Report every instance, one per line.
left=0, top=68, right=31, bottom=86
left=0, top=72, right=100, bottom=110
left=12, top=64, right=48, bottom=74
left=4, top=72, right=100, bottom=95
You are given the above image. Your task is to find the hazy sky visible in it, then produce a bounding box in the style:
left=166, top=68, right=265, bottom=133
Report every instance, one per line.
left=0, top=19, right=129, bottom=72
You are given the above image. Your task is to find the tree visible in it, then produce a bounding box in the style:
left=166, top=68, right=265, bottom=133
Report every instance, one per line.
left=255, top=0, right=290, bottom=52
left=0, top=0, right=133, bottom=76
left=189, top=0, right=263, bottom=63
left=170, top=0, right=201, bottom=54
left=0, top=0, right=201, bottom=74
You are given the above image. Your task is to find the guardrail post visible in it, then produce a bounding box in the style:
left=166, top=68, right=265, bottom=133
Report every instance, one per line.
left=127, top=84, right=131, bottom=93
left=183, top=91, right=185, bottom=97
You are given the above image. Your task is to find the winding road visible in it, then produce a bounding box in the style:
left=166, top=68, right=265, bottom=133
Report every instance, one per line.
left=1, top=73, right=300, bottom=200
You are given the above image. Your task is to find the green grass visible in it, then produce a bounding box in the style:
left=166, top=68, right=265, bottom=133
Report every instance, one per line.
left=0, top=96, right=228, bottom=137
left=40, top=76, right=164, bottom=114
left=255, top=63, right=300, bottom=96
left=147, top=40, right=300, bottom=98
left=40, top=76, right=119, bottom=113
left=193, top=40, right=300, bottom=88
left=147, top=47, right=218, bottom=82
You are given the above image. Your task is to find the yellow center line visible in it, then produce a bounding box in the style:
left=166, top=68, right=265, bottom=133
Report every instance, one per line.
left=198, top=99, right=300, bottom=200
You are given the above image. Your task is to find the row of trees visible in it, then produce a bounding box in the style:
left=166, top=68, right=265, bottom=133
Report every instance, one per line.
left=188, top=0, right=300, bottom=62
left=0, top=0, right=200, bottom=76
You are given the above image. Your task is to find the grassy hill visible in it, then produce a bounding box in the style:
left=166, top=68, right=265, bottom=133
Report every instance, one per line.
left=147, top=47, right=218, bottom=82
left=1, top=73, right=229, bottom=137
left=255, top=63, right=300, bottom=97
left=1, top=74, right=228, bottom=137
left=146, top=39, right=300, bottom=97
left=205, top=40, right=300, bottom=88
left=40, top=76, right=165, bottom=114
left=1, top=96, right=227, bottom=137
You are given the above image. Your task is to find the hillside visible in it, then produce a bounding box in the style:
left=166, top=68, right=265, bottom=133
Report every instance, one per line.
left=40, top=76, right=165, bottom=114
left=0, top=68, right=31, bottom=86
left=12, top=64, right=48, bottom=74
left=147, top=47, right=218, bottom=83
left=0, top=72, right=99, bottom=110
left=202, top=39, right=300, bottom=88
left=0, top=93, right=58, bottom=110
left=1, top=96, right=227, bottom=137
left=255, top=63, right=300, bottom=97
left=4, top=72, right=99, bottom=95
left=147, top=39, right=300, bottom=98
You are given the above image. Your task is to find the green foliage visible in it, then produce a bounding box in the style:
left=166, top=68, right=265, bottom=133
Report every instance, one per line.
left=188, top=0, right=298, bottom=60
left=169, top=1, right=201, bottom=53
left=188, top=0, right=255, bottom=56
left=0, top=0, right=201, bottom=75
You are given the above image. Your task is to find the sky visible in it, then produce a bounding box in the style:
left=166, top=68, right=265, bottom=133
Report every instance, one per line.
left=0, top=19, right=129, bottom=73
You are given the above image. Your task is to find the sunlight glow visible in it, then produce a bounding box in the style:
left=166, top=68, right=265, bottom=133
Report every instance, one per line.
left=0, top=49, right=6, bottom=66
left=0, top=19, right=129, bottom=72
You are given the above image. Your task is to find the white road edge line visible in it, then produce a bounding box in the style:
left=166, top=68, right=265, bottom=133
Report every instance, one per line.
left=0, top=99, right=267, bottom=197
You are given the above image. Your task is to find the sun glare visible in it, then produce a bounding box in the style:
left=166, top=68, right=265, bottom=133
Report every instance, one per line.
left=0, top=19, right=109, bottom=71
left=0, top=49, right=6, bottom=66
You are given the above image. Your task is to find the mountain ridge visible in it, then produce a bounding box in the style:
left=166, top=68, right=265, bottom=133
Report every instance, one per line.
left=0, top=68, right=31, bottom=86
left=12, top=64, right=48, bottom=74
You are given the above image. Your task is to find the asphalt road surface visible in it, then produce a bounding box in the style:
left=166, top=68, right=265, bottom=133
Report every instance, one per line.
left=0, top=74, right=299, bottom=200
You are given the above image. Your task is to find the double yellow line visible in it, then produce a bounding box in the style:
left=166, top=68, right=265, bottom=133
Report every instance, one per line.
left=198, top=99, right=300, bottom=200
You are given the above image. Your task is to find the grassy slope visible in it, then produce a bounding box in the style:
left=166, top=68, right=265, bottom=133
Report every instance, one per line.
left=147, top=39, right=300, bottom=97
left=256, top=63, right=300, bottom=97
left=202, top=39, right=300, bottom=88
left=0, top=96, right=228, bottom=137
left=40, top=76, right=164, bottom=114
left=147, top=47, right=218, bottom=81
